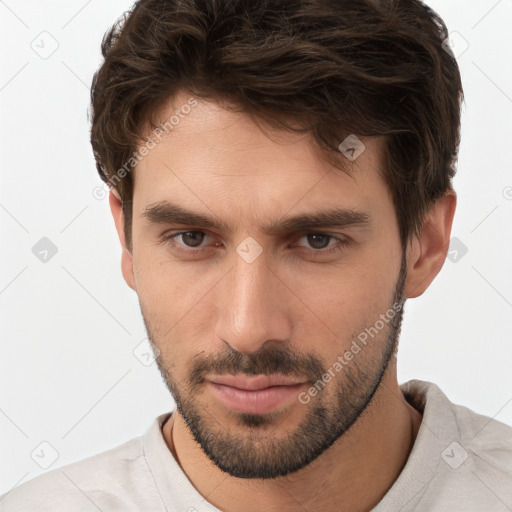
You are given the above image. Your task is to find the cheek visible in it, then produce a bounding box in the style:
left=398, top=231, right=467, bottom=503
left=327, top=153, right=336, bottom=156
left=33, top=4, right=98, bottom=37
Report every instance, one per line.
left=295, top=259, right=393, bottom=318
left=285, top=252, right=398, bottom=357
left=134, top=248, right=221, bottom=362
left=134, top=242, right=202, bottom=308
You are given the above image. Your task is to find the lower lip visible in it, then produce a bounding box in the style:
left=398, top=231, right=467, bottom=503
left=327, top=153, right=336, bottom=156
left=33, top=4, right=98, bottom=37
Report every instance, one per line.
left=207, top=381, right=307, bottom=415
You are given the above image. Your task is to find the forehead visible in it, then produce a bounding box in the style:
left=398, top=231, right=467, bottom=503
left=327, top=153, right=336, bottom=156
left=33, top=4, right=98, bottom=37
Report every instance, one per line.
left=133, top=91, right=389, bottom=216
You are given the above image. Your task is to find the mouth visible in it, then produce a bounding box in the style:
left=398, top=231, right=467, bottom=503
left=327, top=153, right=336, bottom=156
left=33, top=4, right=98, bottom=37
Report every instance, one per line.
left=207, top=374, right=308, bottom=415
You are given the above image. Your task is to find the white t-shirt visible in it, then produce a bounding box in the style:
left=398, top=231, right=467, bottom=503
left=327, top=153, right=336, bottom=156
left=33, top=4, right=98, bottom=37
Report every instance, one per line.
left=1, top=380, right=511, bottom=511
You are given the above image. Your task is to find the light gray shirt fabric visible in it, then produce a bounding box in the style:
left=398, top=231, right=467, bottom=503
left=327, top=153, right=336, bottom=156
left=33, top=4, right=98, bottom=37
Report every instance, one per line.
left=1, top=379, right=511, bottom=511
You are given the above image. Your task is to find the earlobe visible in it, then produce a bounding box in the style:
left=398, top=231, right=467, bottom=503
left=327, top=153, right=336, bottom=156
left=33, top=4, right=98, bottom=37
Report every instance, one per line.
left=108, top=189, right=136, bottom=291
left=404, top=190, right=457, bottom=299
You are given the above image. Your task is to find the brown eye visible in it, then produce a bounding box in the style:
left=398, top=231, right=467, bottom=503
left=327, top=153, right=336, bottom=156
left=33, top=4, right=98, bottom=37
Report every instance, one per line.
left=294, top=232, right=350, bottom=257
left=162, top=230, right=212, bottom=255
left=178, top=231, right=206, bottom=247
left=304, top=234, right=332, bottom=250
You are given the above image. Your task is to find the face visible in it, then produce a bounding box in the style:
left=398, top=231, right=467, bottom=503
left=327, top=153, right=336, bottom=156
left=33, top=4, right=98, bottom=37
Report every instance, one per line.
left=126, top=91, right=407, bottom=479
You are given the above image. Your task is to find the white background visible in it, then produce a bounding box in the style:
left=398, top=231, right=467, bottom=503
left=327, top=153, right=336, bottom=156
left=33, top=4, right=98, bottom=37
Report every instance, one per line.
left=1, top=0, right=511, bottom=497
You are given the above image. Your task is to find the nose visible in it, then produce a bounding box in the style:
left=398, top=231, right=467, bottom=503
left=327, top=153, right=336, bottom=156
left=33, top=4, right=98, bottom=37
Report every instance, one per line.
left=214, top=245, right=291, bottom=354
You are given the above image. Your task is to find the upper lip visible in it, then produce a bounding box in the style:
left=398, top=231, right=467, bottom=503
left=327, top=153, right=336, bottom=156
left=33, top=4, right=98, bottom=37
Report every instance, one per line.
left=208, top=374, right=306, bottom=391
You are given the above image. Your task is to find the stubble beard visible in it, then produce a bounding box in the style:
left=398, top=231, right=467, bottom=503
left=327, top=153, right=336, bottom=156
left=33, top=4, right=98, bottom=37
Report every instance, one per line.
left=143, top=254, right=408, bottom=479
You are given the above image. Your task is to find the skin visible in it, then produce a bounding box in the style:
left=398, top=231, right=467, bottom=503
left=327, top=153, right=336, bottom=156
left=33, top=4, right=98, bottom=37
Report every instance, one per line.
left=109, top=90, right=456, bottom=512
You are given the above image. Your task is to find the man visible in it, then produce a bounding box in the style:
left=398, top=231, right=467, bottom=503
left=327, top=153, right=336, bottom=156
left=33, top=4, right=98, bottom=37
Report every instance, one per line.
left=2, top=0, right=511, bottom=510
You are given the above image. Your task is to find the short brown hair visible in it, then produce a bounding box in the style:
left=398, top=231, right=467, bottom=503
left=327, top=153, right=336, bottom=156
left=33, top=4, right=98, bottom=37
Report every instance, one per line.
left=90, top=0, right=463, bottom=252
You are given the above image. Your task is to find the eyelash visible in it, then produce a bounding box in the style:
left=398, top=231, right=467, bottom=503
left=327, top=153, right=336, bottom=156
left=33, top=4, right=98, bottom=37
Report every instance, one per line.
left=161, top=231, right=349, bottom=257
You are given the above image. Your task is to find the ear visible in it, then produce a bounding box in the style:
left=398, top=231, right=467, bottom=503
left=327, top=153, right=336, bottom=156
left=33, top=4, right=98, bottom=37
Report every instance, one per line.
left=404, top=190, right=456, bottom=299
left=109, top=188, right=136, bottom=291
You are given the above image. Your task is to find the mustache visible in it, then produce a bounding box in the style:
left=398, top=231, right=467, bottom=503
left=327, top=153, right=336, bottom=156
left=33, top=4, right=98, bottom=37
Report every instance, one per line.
left=188, top=343, right=326, bottom=388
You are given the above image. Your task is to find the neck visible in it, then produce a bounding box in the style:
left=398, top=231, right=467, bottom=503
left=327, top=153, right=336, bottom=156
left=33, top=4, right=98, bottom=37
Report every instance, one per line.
left=163, top=363, right=422, bottom=512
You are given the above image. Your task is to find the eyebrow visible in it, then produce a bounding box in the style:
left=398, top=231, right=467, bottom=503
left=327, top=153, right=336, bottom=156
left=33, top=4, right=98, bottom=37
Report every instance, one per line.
left=142, top=200, right=371, bottom=235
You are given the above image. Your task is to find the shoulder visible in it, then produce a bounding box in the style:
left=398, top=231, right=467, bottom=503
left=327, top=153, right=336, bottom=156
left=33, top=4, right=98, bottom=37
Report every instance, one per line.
left=0, top=435, right=162, bottom=511
left=400, top=379, right=512, bottom=510
left=452, top=396, right=512, bottom=476
left=405, top=379, right=512, bottom=467
left=439, top=397, right=512, bottom=510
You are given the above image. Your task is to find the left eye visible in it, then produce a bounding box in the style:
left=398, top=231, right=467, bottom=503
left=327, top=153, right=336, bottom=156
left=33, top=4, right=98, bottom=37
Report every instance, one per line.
left=296, top=233, right=339, bottom=250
